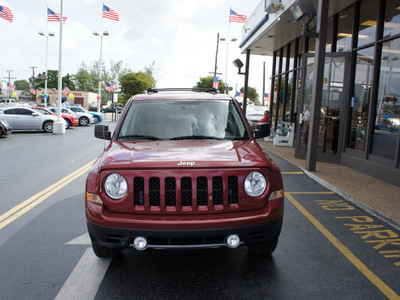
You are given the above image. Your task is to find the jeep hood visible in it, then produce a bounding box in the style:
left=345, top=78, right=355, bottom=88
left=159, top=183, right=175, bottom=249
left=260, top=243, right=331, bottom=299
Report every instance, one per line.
left=97, top=140, right=271, bottom=170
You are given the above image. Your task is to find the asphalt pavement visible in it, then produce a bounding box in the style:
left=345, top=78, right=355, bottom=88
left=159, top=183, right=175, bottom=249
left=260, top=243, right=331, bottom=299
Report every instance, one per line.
left=258, top=139, right=400, bottom=231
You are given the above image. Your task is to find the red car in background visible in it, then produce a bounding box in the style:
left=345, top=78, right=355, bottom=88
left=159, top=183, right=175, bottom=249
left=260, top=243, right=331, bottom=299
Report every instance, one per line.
left=31, top=106, right=79, bottom=129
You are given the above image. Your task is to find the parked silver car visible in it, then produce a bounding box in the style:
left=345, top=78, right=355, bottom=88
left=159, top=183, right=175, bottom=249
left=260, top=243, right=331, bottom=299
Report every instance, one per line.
left=0, top=107, right=66, bottom=133
left=48, top=107, right=94, bottom=126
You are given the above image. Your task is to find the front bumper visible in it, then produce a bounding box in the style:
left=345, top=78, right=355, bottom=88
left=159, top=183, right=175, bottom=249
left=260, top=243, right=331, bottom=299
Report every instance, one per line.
left=87, top=217, right=283, bottom=250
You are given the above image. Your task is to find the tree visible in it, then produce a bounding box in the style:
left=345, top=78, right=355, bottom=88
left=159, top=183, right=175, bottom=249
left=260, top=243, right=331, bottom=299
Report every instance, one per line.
left=73, top=65, right=95, bottom=91
left=14, top=80, right=30, bottom=91
left=240, top=86, right=260, bottom=105
left=119, top=71, right=155, bottom=102
left=194, top=76, right=225, bottom=93
left=62, top=73, right=76, bottom=90
left=143, top=61, right=159, bottom=87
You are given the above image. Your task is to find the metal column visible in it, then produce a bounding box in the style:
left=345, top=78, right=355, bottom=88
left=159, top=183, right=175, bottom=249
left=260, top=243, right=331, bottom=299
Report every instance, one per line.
left=305, top=0, right=330, bottom=171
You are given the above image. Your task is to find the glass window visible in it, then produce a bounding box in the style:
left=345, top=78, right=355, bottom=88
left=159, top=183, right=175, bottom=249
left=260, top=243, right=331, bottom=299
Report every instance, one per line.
left=348, top=46, right=375, bottom=150
left=275, top=51, right=280, bottom=75
left=286, top=73, right=293, bottom=120
left=118, top=100, right=249, bottom=141
left=300, top=56, right=314, bottom=152
left=278, top=75, right=285, bottom=120
left=14, top=108, right=33, bottom=115
left=384, top=2, right=400, bottom=38
left=358, top=0, right=379, bottom=47
left=371, top=38, right=400, bottom=160
left=337, top=6, right=354, bottom=52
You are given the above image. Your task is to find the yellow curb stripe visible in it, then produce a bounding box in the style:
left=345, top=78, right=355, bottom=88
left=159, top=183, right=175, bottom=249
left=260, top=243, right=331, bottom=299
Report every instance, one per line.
left=0, top=160, right=95, bottom=230
left=285, top=192, right=400, bottom=299
left=281, top=171, right=304, bottom=175
left=288, top=191, right=335, bottom=195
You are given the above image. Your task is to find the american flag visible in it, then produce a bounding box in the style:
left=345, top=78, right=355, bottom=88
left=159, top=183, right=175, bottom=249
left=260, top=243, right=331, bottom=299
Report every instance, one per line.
left=62, top=85, right=71, bottom=95
left=264, top=93, right=270, bottom=105
left=213, top=76, right=219, bottom=89
left=47, top=8, right=67, bottom=23
left=0, top=5, right=13, bottom=23
left=7, top=83, right=15, bottom=92
left=229, top=9, right=247, bottom=23
left=383, top=40, right=392, bottom=47
left=29, top=87, right=36, bottom=95
left=106, top=82, right=118, bottom=91
left=103, top=5, right=119, bottom=21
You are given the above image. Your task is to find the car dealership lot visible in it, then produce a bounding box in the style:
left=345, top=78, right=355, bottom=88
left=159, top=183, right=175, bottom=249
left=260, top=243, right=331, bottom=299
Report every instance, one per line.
left=0, top=124, right=399, bottom=299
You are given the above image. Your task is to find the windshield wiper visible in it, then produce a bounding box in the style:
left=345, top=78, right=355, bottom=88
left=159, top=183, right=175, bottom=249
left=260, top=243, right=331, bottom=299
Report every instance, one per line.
left=118, top=134, right=162, bottom=141
left=169, top=135, right=224, bottom=140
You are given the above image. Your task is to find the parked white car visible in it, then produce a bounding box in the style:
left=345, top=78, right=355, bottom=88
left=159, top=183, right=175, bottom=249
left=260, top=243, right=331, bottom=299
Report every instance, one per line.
left=48, top=107, right=94, bottom=126
left=0, top=107, right=66, bottom=133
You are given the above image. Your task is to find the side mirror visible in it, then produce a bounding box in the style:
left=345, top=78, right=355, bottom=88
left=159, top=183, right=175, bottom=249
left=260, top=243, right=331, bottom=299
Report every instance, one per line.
left=254, top=123, right=270, bottom=139
left=94, top=124, right=111, bottom=140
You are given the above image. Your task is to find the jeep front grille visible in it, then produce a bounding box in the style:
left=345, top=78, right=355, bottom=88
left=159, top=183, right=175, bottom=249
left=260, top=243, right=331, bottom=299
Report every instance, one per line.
left=133, top=175, right=238, bottom=210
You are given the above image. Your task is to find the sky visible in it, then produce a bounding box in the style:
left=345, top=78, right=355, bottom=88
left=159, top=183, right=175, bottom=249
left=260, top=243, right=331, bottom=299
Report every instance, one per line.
left=0, top=0, right=271, bottom=98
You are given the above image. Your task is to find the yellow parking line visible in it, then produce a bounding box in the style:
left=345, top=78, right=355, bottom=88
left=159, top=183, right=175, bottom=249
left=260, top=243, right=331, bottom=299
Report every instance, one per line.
left=288, top=191, right=335, bottom=194
left=285, top=192, right=400, bottom=299
left=0, top=160, right=95, bottom=230
left=281, top=171, right=304, bottom=175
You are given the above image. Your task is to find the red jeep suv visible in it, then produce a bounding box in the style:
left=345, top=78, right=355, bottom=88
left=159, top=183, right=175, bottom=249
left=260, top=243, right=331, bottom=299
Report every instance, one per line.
left=86, top=88, right=284, bottom=258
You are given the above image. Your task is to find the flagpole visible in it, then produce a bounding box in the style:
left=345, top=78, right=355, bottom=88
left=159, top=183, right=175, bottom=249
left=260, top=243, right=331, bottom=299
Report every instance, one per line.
left=54, top=0, right=65, bottom=134
left=97, top=3, right=104, bottom=113
left=224, top=7, right=232, bottom=94
left=44, top=13, right=49, bottom=107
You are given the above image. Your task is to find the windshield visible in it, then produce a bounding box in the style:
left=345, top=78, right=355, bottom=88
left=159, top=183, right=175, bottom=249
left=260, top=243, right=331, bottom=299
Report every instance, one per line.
left=247, top=106, right=265, bottom=115
left=117, top=100, right=249, bottom=141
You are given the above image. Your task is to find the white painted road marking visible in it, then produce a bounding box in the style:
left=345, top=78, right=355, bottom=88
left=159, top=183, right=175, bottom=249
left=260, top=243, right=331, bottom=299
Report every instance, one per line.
left=55, top=247, right=111, bottom=300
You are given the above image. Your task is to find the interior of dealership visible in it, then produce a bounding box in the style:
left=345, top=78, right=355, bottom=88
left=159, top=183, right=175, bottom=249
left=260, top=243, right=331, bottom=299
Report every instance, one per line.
left=241, top=0, right=400, bottom=187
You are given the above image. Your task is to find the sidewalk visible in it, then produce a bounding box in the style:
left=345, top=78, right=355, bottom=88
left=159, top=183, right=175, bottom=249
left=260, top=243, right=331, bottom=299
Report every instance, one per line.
left=257, top=139, right=400, bottom=230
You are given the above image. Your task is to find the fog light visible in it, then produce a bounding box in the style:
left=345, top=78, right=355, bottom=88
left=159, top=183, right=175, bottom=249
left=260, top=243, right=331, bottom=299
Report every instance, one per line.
left=133, top=237, right=148, bottom=250
left=226, top=234, right=241, bottom=248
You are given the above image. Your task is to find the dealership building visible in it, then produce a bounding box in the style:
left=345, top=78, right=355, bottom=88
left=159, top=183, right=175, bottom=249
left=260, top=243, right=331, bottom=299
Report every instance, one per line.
left=240, top=0, right=400, bottom=186
left=35, top=90, right=98, bottom=108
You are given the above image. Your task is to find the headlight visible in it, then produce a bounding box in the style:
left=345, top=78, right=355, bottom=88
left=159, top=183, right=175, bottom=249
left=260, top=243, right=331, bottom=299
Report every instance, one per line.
left=104, top=173, right=128, bottom=199
left=244, top=171, right=267, bottom=197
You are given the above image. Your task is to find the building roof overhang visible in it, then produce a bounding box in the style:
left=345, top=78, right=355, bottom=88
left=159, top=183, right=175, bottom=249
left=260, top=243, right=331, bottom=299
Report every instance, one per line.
left=240, top=0, right=357, bottom=56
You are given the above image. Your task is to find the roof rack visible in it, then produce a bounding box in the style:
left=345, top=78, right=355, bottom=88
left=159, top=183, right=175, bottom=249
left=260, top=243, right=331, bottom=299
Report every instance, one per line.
left=146, top=88, right=219, bottom=94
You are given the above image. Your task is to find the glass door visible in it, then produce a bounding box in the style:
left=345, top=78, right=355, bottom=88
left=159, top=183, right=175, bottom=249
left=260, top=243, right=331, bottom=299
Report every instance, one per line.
left=295, top=53, right=350, bottom=163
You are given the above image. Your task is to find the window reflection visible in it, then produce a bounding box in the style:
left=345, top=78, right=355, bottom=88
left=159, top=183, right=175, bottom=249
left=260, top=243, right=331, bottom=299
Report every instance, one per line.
left=358, top=0, right=379, bottom=47
left=384, top=2, right=400, bottom=38
left=371, top=39, right=400, bottom=160
left=337, top=6, right=354, bottom=52
left=349, top=47, right=374, bottom=151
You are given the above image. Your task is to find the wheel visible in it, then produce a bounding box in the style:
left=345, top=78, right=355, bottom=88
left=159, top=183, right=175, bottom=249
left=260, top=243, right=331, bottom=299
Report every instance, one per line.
left=43, top=121, right=54, bottom=133
left=93, top=115, right=100, bottom=124
left=64, top=118, right=71, bottom=129
left=79, top=117, right=89, bottom=126
left=91, top=241, right=121, bottom=258
left=248, top=237, right=279, bottom=256
left=0, top=128, right=3, bottom=138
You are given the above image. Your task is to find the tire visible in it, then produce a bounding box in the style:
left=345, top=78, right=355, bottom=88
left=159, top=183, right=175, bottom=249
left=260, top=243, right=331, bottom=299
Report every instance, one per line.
left=0, top=128, right=3, bottom=138
left=79, top=116, right=89, bottom=126
left=64, top=118, right=71, bottom=129
left=248, top=237, right=279, bottom=256
left=43, top=121, right=54, bottom=133
left=91, top=241, right=121, bottom=259
left=93, top=115, right=100, bottom=124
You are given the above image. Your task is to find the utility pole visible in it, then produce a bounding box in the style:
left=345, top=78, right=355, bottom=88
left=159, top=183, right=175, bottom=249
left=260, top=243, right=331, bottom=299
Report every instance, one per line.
left=29, top=66, right=38, bottom=88
left=3, top=70, right=16, bottom=98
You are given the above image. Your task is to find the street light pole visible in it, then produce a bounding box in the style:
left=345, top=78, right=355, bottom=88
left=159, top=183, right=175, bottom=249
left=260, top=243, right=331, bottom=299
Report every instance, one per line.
left=38, top=31, right=55, bottom=107
left=220, top=36, right=237, bottom=94
left=214, top=33, right=220, bottom=78
left=93, top=31, right=109, bottom=113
